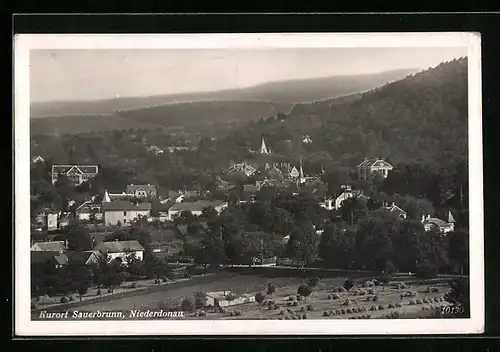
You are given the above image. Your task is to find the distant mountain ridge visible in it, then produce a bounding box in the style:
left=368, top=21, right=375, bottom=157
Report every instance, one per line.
left=30, top=68, right=417, bottom=119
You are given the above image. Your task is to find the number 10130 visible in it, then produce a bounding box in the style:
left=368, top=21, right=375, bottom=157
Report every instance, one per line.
left=441, top=305, right=465, bottom=316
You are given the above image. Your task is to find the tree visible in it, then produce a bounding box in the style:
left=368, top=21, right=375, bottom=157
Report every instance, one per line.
left=255, top=292, right=266, bottom=305
left=384, top=260, right=397, bottom=275
left=56, top=222, right=92, bottom=251
left=343, top=279, right=354, bottom=292
left=447, top=230, right=469, bottom=275
left=307, top=277, right=320, bottom=287
left=297, top=284, right=313, bottom=299
left=266, top=283, right=276, bottom=296
left=181, top=298, right=194, bottom=312
left=77, top=283, right=89, bottom=301
left=104, top=272, right=123, bottom=294
left=444, top=278, right=470, bottom=318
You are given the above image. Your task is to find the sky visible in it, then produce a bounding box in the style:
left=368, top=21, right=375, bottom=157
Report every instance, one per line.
left=30, top=47, right=467, bottom=103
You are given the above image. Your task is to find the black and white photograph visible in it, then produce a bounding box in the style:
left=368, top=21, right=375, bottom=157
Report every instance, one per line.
left=14, top=33, right=483, bottom=335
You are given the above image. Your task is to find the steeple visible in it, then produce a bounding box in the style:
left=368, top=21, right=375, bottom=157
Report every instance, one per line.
left=260, top=137, right=269, bottom=155
left=448, top=210, right=456, bottom=223
left=103, top=190, right=111, bottom=203
left=299, top=159, right=306, bottom=184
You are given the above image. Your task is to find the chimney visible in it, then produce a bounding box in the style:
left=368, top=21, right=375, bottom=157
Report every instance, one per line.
left=64, top=238, right=68, bottom=249
left=421, top=215, right=425, bottom=223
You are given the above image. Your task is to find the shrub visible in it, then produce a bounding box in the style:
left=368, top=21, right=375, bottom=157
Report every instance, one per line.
left=409, top=300, right=416, bottom=305
left=182, top=298, right=194, bottom=312
left=342, top=299, right=351, bottom=306
left=388, top=303, right=396, bottom=309
left=370, top=305, right=378, bottom=311
left=366, top=314, right=371, bottom=319
left=198, top=310, right=207, bottom=317
left=96, top=289, right=102, bottom=296
left=358, top=290, right=366, bottom=296
left=278, top=310, right=284, bottom=315
left=154, top=279, right=161, bottom=284
left=332, top=293, right=340, bottom=299
left=288, top=296, right=295, bottom=302
left=60, top=296, right=68, bottom=304
left=255, top=292, right=266, bottom=304
left=278, top=317, right=283, bottom=320
left=343, top=279, right=354, bottom=291
left=329, top=310, right=336, bottom=316
left=293, top=301, right=299, bottom=306
left=378, top=304, right=385, bottom=310
left=323, top=311, right=330, bottom=317
left=300, top=306, right=306, bottom=312
left=229, top=311, right=235, bottom=317
left=274, top=305, right=280, bottom=310
left=306, top=305, right=314, bottom=311
left=130, top=282, right=138, bottom=289
left=266, top=283, right=276, bottom=295
left=361, top=282, right=368, bottom=288
left=434, top=297, right=440, bottom=302
left=366, top=296, right=372, bottom=302
left=431, top=287, right=440, bottom=293
left=69, top=295, right=76, bottom=301
left=396, top=302, right=402, bottom=308
left=372, top=279, right=381, bottom=286
left=391, top=311, right=400, bottom=319
left=298, top=285, right=313, bottom=298
left=340, top=309, right=346, bottom=314
left=372, top=295, right=379, bottom=302
left=416, top=300, right=423, bottom=305
left=302, top=313, right=308, bottom=319
left=285, top=316, right=290, bottom=320
left=287, top=302, right=292, bottom=306
left=397, top=283, right=407, bottom=289
left=107, top=288, right=113, bottom=293
left=235, top=311, right=242, bottom=316
left=308, top=277, right=320, bottom=287
left=327, top=294, right=333, bottom=300
left=346, top=308, right=352, bottom=314
left=336, top=310, right=341, bottom=315
left=337, top=286, right=347, bottom=292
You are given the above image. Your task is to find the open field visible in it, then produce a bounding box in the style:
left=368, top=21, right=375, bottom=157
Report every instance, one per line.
left=46, top=271, right=458, bottom=320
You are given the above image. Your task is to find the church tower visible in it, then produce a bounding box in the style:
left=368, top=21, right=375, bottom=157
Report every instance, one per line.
left=260, top=137, right=270, bottom=155
left=299, top=159, right=306, bottom=184
left=103, top=190, right=111, bottom=203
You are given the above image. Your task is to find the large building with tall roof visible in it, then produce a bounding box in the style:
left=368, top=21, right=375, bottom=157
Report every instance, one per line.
left=356, top=158, right=393, bottom=181
left=51, top=164, right=99, bottom=186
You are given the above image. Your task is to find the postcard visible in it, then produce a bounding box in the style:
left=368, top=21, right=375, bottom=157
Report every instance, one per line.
left=14, top=32, right=483, bottom=335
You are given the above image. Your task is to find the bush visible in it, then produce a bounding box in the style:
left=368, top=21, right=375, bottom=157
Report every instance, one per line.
left=337, top=286, right=347, bottom=292
left=182, top=298, right=194, bottom=312
left=370, top=305, right=378, bottom=311
left=329, top=310, right=336, bottom=316
left=293, top=301, right=299, bottom=306
left=130, top=282, right=138, bottom=289
left=306, top=305, right=314, bottom=311
left=434, top=297, right=440, bottom=302
left=396, top=302, right=402, bottom=308
left=378, top=304, right=385, bottom=310
left=366, top=296, right=372, bottom=302
left=342, top=299, right=351, bottom=306
left=154, top=279, right=161, bottom=284
left=266, top=283, right=276, bottom=295
left=388, top=303, right=396, bottom=309
left=372, top=295, right=379, bottom=302
left=416, top=266, right=438, bottom=279
left=255, top=292, right=266, bottom=304
left=391, top=311, right=400, bottom=319
left=302, top=314, right=307, bottom=319
left=397, top=283, right=407, bottom=289
left=69, top=295, right=76, bottom=301
left=346, top=308, right=352, bottom=314
left=416, top=300, right=423, bottom=305
left=323, top=311, right=329, bottom=317
left=327, top=294, right=333, bottom=300
left=367, top=288, right=375, bottom=295
left=308, top=277, right=320, bottom=287
left=431, top=287, right=440, bottom=293
left=235, top=311, right=242, bottom=316
left=372, top=279, right=381, bottom=286
left=96, top=289, right=102, bottom=296
left=298, top=285, right=313, bottom=298
left=343, top=279, right=354, bottom=291
left=107, top=288, right=113, bottom=293
left=409, top=300, right=416, bottom=305
left=336, top=310, right=341, bottom=315
left=300, top=306, right=306, bottom=312
left=288, top=296, right=295, bottom=301
left=59, top=296, right=68, bottom=304
left=340, top=309, right=346, bottom=315
left=285, top=316, right=290, bottom=320
left=198, top=310, right=207, bottom=317
left=332, top=293, right=340, bottom=300
left=287, top=302, right=292, bottom=306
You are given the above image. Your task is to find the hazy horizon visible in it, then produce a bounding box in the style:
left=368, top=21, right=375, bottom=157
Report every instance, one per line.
left=30, top=47, right=467, bottom=103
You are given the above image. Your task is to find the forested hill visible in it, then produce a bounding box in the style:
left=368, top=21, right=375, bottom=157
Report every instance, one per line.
left=233, top=57, right=468, bottom=168
left=30, top=68, right=415, bottom=118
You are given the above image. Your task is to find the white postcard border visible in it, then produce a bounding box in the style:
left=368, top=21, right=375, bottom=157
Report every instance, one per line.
left=14, top=32, right=483, bottom=336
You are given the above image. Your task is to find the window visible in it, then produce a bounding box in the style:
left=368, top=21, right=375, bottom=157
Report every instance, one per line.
left=123, top=211, right=127, bottom=216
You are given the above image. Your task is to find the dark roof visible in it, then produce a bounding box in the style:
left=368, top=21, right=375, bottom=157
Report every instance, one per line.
left=126, top=184, right=157, bottom=194
left=52, top=165, right=99, bottom=174
left=102, top=201, right=152, bottom=211
left=67, top=251, right=100, bottom=264
left=31, top=251, right=62, bottom=265
left=53, top=255, right=69, bottom=265
left=94, top=240, right=145, bottom=253
left=426, top=218, right=451, bottom=227
left=169, top=200, right=226, bottom=212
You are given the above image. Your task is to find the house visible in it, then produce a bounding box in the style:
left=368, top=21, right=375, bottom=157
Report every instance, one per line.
left=421, top=212, right=455, bottom=234
left=31, top=251, right=68, bottom=269
left=357, top=158, right=393, bottom=181
left=126, top=184, right=157, bottom=198
left=147, top=145, right=164, bottom=155
left=34, top=209, right=59, bottom=230
left=334, top=185, right=366, bottom=210
left=31, top=240, right=67, bottom=253
left=67, top=250, right=103, bottom=266
left=59, top=217, right=70, bottom=229
left=51, top=165, right=99, bottom=186
left=102, top=201, right=152, bottom=226
left=32, top=155, right=45, bottom=164
left=382, top=202, right=408, bottom=220
left=94, top=240, right=145, bottom=262
left=224, top=162, right=258, bottom=177
left=166, top=200, right=228, bottom=221
left=204, top=291, right=256, bottom=308
left=320, top=198, right=336, bottom=211
left=76, top=201, right=101, bottom=221
left=289, top=166, right=300, bottom=179
left=302, top=135, right=312, bottom=144
left=47, top=213, right=58, bottom=231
